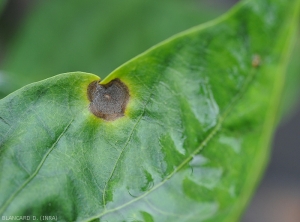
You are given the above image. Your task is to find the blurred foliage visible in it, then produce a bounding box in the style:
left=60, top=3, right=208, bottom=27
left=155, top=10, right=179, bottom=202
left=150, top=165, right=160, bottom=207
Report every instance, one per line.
left=0, top=0, right=6, bottom=14
left=0, top=0, right=224, bottom=97
left=0, top=1, right=299, bottom=220
left=0, top=0, right=299, bottom=118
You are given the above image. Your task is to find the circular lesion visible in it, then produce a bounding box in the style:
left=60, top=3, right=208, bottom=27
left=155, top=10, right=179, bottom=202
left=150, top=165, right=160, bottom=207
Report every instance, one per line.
left=87, top=78, right=129, bottom=121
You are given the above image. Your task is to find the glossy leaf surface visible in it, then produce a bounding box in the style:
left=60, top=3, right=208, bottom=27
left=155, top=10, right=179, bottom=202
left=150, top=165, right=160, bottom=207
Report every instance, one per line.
left=0, top=0, right=299, bottom=221
left=0, top=0, right=222, bottom=98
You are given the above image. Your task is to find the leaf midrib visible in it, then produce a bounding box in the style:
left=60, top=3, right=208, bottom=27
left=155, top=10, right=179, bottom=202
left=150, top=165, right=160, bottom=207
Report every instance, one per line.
left=226, top=1, right=300, bottom=221
left=83, top=63, right=259, bottom=221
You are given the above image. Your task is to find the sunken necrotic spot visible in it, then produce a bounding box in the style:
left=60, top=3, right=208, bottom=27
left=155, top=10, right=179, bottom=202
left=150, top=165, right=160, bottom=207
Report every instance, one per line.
left=87, top=79, right=129, bottom=121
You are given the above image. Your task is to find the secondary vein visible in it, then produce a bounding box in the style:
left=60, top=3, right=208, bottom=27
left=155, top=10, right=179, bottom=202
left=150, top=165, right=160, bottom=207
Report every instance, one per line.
left=84, top=65, right=258, bottom=222
left=101, top=94, right=153, bottom=209
left=0, top=118, right=74, bottom=215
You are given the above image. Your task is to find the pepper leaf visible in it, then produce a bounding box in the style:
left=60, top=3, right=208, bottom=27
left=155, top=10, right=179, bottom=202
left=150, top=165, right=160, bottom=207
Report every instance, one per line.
left=0, top=0, right=299, bottom=221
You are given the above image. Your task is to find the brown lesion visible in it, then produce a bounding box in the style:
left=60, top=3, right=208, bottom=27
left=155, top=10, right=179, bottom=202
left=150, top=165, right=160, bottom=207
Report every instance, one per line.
left=87, top=79, right=129, bottom=121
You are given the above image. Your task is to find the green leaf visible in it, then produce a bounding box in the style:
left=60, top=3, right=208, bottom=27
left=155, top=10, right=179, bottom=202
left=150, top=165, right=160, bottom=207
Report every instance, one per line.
left=0, top=0, right=299, bottom=221
left=280, top=32, right=300, bottom=117
left=1, top=0, right=222, bottom=98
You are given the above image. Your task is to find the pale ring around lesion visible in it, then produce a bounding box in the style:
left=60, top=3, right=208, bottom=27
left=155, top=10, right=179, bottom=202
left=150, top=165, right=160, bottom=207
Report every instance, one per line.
left=87, top=78, right=130, bottom=121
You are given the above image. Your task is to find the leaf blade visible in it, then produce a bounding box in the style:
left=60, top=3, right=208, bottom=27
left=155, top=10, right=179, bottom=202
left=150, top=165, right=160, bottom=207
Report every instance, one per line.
left=0, top=0, right=299, bottom=221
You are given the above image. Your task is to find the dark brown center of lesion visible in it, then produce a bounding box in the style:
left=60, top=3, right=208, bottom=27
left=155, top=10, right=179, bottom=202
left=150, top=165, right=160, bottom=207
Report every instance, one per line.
left=87, top=78, right=129, bottom=121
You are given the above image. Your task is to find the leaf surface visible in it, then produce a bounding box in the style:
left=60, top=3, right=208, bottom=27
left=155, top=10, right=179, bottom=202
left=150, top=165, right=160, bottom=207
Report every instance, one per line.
left=280, top=33, right=300, bottom=117
left=0, top=0, right=299, bottom=221
left=0, top=0, right=222, bottom=97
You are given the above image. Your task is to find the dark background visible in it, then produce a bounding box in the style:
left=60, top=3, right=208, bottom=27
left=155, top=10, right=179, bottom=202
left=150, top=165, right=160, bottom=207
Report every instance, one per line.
left=0, top=1, right=299, bottom=221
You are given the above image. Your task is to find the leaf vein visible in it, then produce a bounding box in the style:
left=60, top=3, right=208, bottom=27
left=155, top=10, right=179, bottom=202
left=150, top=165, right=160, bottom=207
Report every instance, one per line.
left=0, top=118, right=74, bottom=214
left=83, top=65, right=258, bottom=221
left=101, top=94, right=153, bottom=209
